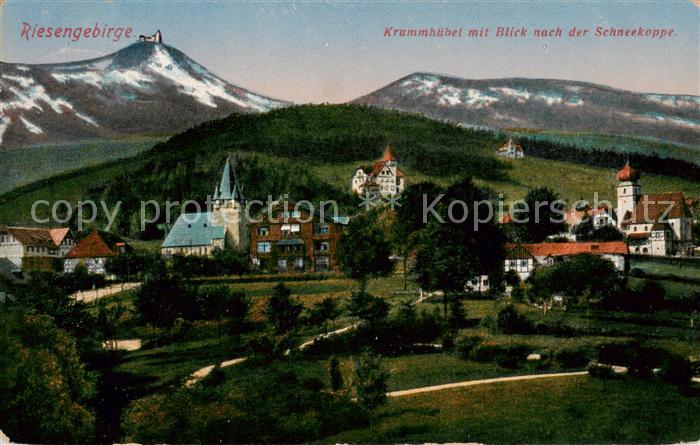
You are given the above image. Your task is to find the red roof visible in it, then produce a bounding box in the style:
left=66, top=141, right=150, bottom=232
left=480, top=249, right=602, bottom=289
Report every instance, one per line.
left=49, top=228, right=71, bottom=246
left=617, top=161, right=641, bottom=182
left=506, top=241, right=628, bottom=259
left=1, top=227, right=62, bottom=248
left=623, top=192, right=692, bottom=225
left=381, top=147, right=398, bottom=162
left=628, top=232, right=650, bottom=240
left=65, top=230, right=119, bottom=259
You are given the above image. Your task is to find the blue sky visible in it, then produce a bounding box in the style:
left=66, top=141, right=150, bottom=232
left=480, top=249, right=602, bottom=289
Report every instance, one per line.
left=1, top=1, right=698, bottom=103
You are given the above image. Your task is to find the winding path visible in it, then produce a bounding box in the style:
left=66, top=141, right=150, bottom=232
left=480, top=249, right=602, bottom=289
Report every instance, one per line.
left=72, top=282, right=141, bottom=303
left=387, top=371, right=589, bottom=398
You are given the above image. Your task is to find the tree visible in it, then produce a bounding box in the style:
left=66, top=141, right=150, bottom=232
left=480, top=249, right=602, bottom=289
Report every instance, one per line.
left=197, top=285, right=250, bottom=337
left=347, top=291, right=390, bottom=328
left=97, top=301, right=126, bottom=348
left=337, top=210, right=394, bottom=290
left=392, top=181, right=444, bottom=289
left=511, top=187, right=566, bottom=242
left=412, top=178, right=505, bottom=316
left=0, top=308, right=95, bottom=443
left=353, top=350, right=389, bottom=435
left=588, top=225, right=624, bottom=242
left=528, top=254, right=622, bottom=308
left=211, top=248, right=251, bottom=275
left=308, top=296, right=342, bottom=331
left=638, top=280, right=666, bottom=312
left=266, top=283, right=302, bottom=334
left=106, top=252, right=149, bottom=282
left=136, top=276, right=197, bottom=327
left=329, top=356, right=344, bottom=391
left=448, top=295, right=467, bottom=329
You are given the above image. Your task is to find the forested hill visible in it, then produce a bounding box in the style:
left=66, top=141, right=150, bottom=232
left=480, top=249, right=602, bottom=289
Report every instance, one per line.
left=1, top=104, right=698, bottom=236
left=60, top=105, right=504, bottom=235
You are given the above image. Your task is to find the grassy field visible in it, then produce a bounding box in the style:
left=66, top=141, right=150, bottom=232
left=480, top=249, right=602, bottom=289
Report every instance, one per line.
left=327, top=375, right=700, bottom=444
left=3, top=147, right=699, bottom=227
left=507, top=129, right=700, bottom=164
left=0, top=136, right=165, bottom=195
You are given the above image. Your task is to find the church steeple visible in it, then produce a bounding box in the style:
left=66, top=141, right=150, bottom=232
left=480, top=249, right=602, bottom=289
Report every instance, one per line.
left=211, top=155, right=248, bottom=250
left=215, top=156, right=244, bottom=202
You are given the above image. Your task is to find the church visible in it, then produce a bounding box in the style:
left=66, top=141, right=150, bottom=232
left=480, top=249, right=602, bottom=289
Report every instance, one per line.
left=615, top=161, right=694, bottom=256
left=351, top=147, right=406, bottom=197
left=161, top=157, right=248, bottom=256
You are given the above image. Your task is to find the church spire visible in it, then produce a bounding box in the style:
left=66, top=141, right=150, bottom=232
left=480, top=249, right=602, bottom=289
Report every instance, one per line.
left=216, top=156, right=244, bottom=202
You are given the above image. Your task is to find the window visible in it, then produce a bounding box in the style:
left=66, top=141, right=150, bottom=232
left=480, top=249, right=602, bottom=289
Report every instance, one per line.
left=277, top=258, right=287, bottom=272
left=257, top=241, right=272, bottom=253
left=313, top=223, right=330, bottom=234
left=281, top=224, right=300, bottom=236
left=315, top=241, right=330, bottom=251
left=281, top=210, right=302, bottom=219
left=257, top=226, right=269, bottom=236
left=315, top=256, right=330, bottom=272
left=293, top=257, right=304, bottom=272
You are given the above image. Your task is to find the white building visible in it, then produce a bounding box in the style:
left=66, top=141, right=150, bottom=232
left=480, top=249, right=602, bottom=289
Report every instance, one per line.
left=0, top=227, right=73, bottom=273
left=351, top=147, right=406, bottom=197
left=615, top=162, right=694, bottom=256
left=64, top=230, right=127, bottom=275
left=496, top=138, right=524, bottom=159
left=504, top=241, right=629, bottom=281
left=161, top=156, right=248, bottom=256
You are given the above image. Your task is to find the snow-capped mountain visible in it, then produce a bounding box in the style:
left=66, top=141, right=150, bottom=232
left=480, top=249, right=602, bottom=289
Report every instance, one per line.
left=0, top=42, right=289, bottom=147
left=352, top=73, right=700, bottom=147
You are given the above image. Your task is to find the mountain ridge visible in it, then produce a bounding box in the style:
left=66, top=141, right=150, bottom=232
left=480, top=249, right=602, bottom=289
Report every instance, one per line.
left=351, top=72, right=700, bottom=146
left=0, top=42, right=290, bottom=148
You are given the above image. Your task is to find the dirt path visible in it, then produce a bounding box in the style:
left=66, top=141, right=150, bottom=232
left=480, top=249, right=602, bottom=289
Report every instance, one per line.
left=387, top=371, right=589, bottom=398
left=72, top=282, right=141, bottom=303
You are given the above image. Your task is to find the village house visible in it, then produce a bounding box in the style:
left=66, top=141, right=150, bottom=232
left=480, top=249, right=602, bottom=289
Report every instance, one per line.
left=504, top=241, right=629, bottom=281
left=0, top=226, right=74, bottom=273
left=496, top=138, right=524, bottom=159
left=249, top=202, right=349, bottom=273
left=554, top=204, right=617, bottom=241
left=615, top=161, right=694, bottom=256
left=161, top=156, right=248, bottom=256
left=64, top=230, right=128, bottom=276
left=351, top=147, right=406, bottom=198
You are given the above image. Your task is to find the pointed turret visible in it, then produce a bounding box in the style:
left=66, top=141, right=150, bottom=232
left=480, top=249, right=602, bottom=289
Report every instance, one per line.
left=381, top=147, right=398, bottom=162
left=216, top=156, right=244, bottom=202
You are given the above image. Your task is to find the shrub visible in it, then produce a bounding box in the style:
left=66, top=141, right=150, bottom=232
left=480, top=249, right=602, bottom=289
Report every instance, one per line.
left=596, top=341, right=636, bottom=367
left=625, top=347, right=657, bottom=378
left=658, top=354, right=693, bottom=386
left=497, top=305, right=534, bottom=335
left=555, top=347, right=591, bottom=369
left=455, top=336, right=482, bottom=360
left=496, top=345, right=531, bottom=368
left=471, top=344, right=503, bottom=362
left=587, top=363, right=617, bottom=379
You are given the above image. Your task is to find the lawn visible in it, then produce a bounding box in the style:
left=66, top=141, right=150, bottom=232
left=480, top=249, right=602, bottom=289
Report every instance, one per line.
left=327, top=375, right=700, bottom=444
left=0, top=136, right=166, bottom=195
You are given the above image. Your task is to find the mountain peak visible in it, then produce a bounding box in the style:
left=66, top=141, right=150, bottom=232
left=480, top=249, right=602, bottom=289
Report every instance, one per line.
left=354, top=74, right=699, bottom=146
left=0, top=42, right=289, bottom=148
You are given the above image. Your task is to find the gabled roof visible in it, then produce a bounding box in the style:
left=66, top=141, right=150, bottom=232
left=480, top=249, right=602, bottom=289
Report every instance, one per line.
left=381, top=147, right=398, bottom=162
left=498, top=138, right=523, bottom=152
left=1, top=227, right=60, bottom=249
left=49, top=228, right=71, bottom=246
left=65, top=230, right=120, bottom=259
left=214, top=156, right=244, bottom=202
left=505, top=244, right=536, bottom=260
left=506, top=241, right=628, bottom=258
left=623, top=192, right=692, bottom=225
left=162, top=212, right=226, bottom=248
